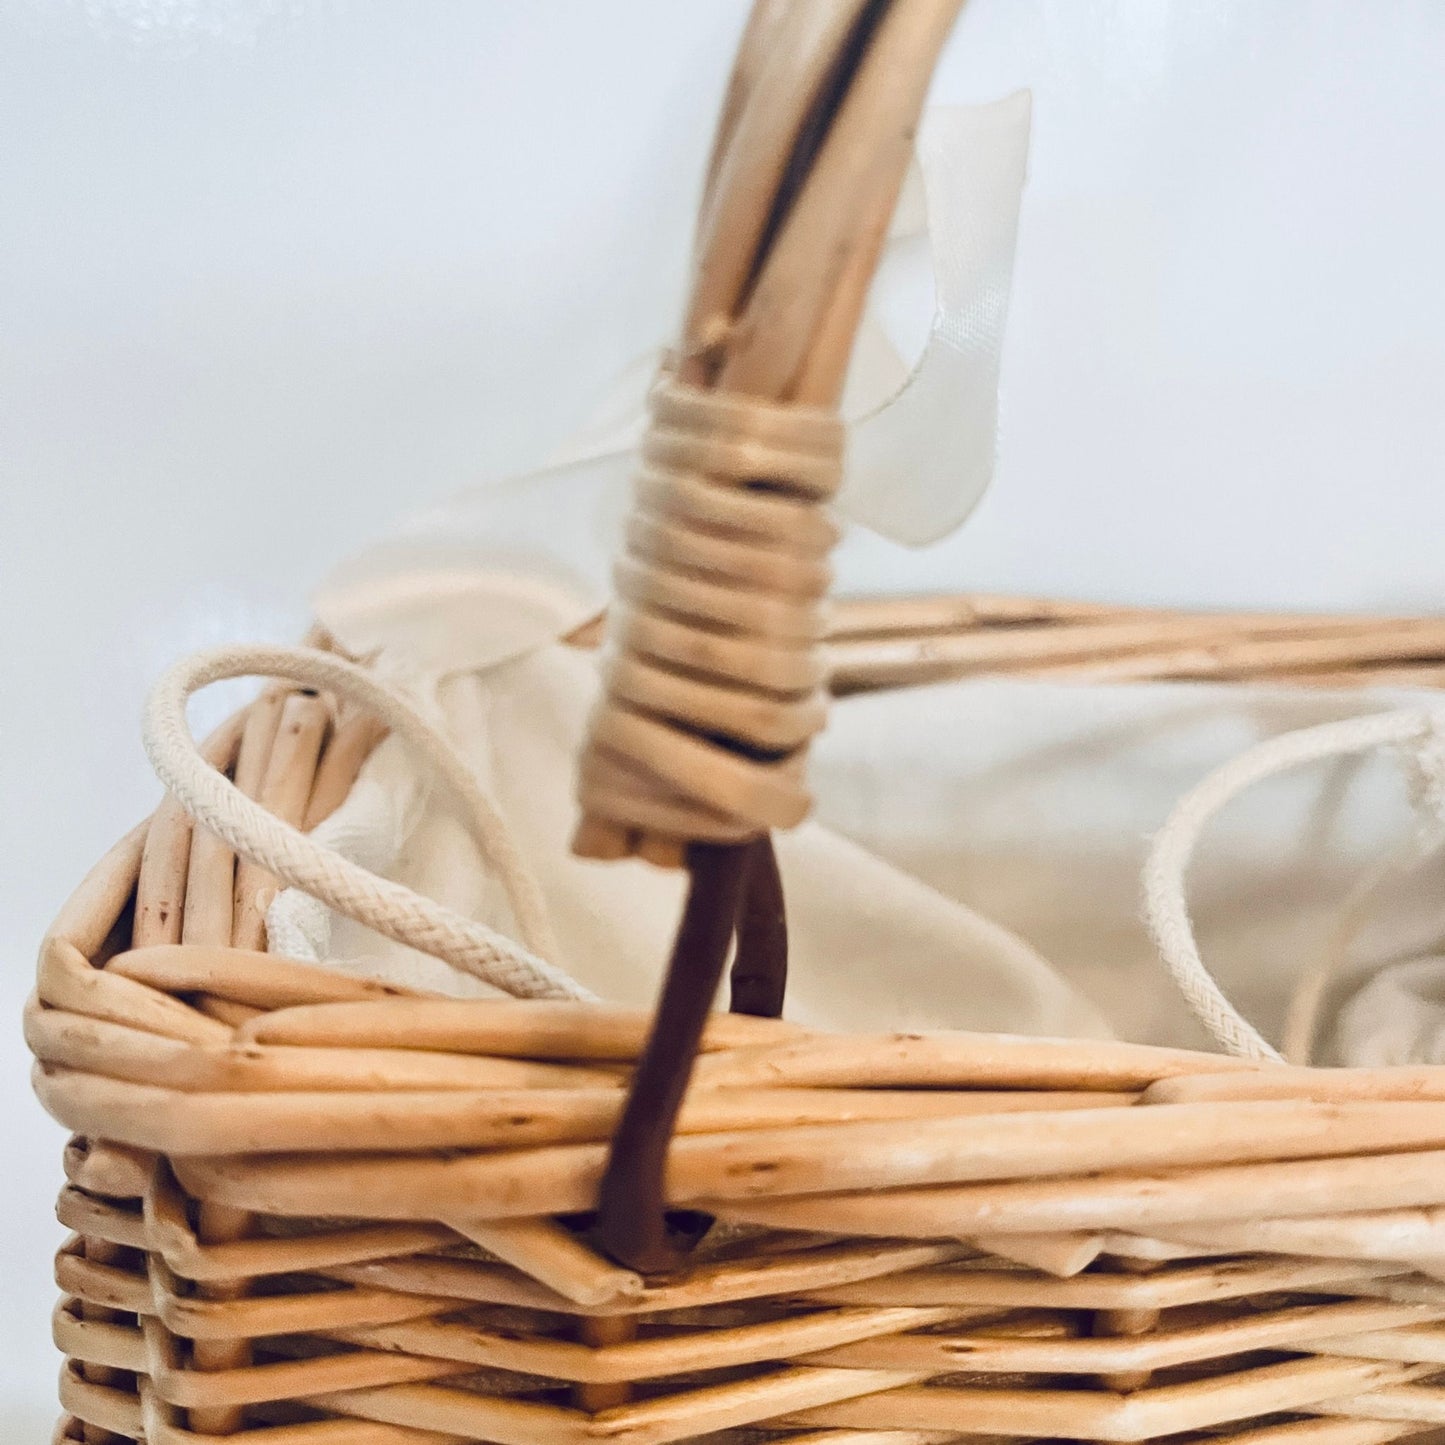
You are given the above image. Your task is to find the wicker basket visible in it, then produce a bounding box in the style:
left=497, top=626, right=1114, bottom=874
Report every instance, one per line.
left=30, top=4, right=1445, bottom=1443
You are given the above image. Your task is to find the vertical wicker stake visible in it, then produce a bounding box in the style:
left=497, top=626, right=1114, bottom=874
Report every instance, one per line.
left=74, top=799, right=195, bottom=1445
left=1093, top=1255, right=1164, bottom=1396
left=187, top=687, right=320, bottom=1433
left=170, top=688, right=347, bottom=1436
left=573, top=0, right=968, bottom=1271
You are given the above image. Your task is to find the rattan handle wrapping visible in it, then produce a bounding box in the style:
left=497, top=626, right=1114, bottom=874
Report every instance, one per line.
left=574, top=0, right=966, bottom=865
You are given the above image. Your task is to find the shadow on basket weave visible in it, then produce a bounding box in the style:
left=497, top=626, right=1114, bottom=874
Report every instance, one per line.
left=29, top=1, right=1445, bottom=1442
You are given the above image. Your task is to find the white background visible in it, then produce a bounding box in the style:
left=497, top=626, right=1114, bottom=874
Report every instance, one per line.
left=4, top=1, right=1445, bottom=1432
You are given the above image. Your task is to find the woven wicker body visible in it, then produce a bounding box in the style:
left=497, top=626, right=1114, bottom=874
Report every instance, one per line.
left=33, top=626, right=1445, bottom=1445
left=29, top=0, right=1445, bottom=1439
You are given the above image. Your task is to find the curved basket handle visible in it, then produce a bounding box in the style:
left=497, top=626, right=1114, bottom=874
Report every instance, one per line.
left=574, top=0, right=965, bottom=864
left=575, top=0, right=969, bottom=1271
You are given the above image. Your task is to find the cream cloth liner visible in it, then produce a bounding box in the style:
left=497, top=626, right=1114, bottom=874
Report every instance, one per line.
left=148, top=633, right=1445, bottom=1056
left=809, top=677, right=1445, bottom=1061
left=255, top=644, right=1106, bottom=1040
left=247, top=643, right=1445, bottom=1062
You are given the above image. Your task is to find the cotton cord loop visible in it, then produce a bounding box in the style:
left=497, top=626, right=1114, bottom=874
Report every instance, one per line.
left=1144, top=707, right=1445, bottom=1061
left=143, top=643, right=591, bottom=1001
left=575, top=377, right=844, bottom=853
left=264, top=763, right=417, bottom=967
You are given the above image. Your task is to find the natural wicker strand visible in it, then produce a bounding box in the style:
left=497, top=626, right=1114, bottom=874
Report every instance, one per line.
left=133, top=797, right=193, bottom=949
left=230, top=690, right=330, bottom=952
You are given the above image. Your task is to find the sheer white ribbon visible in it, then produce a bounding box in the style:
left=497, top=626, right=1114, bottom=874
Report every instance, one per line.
left=245, top=97, right=1041, bottom=986
left=314, top=96, right=1032, bottom=677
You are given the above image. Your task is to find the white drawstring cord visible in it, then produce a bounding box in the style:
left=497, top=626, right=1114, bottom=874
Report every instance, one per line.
left=1144, top=707, right=1445, bottom=1061
left=142, top=643, right=591, bottom=1001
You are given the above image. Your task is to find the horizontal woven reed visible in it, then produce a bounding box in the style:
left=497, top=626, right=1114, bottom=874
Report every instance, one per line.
left=29, top=673, right=1445, bottom=1442
left=821, top=595, right=1445, bottom=695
